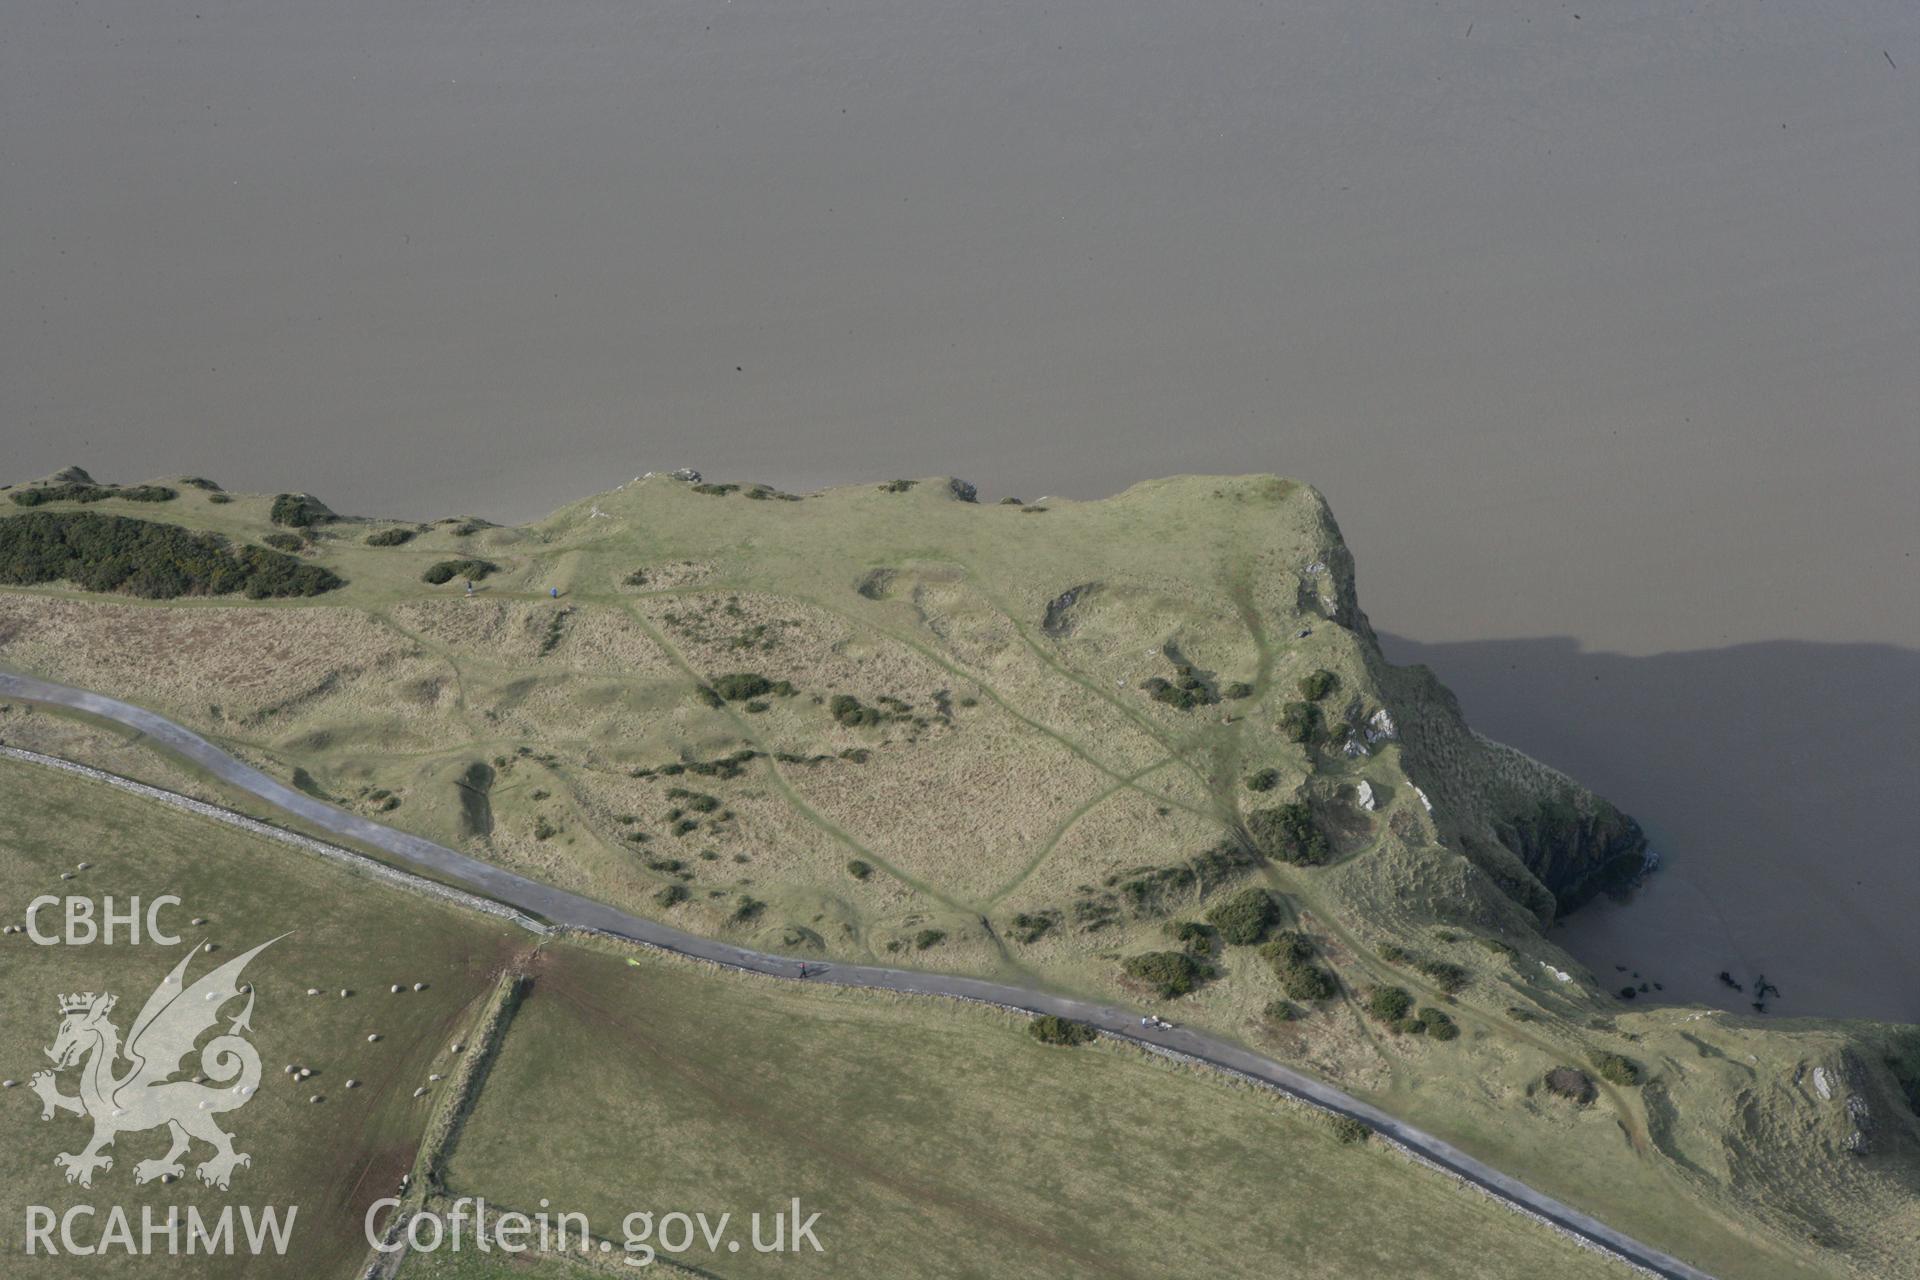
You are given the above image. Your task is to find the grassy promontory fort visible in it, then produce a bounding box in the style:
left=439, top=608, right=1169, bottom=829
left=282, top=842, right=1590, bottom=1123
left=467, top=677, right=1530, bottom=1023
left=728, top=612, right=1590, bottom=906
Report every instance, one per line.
left=1, top=466, right=1915, bottom=1279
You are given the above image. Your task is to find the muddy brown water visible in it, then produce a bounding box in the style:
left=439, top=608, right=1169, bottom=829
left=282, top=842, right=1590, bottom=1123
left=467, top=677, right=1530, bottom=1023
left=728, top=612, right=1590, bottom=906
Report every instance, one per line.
left=4, top=0, right=1915, bottom=1019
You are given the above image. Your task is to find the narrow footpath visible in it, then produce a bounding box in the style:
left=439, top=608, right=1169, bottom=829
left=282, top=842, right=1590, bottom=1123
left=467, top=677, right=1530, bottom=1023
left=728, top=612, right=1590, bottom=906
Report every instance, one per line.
left=0, top=671, right=1714, bottom=1280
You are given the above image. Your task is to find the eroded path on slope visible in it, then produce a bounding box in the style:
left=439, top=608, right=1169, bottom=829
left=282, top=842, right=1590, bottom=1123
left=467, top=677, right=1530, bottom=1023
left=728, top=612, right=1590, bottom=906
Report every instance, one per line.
left=0, top=670, right=1714, bottom=1280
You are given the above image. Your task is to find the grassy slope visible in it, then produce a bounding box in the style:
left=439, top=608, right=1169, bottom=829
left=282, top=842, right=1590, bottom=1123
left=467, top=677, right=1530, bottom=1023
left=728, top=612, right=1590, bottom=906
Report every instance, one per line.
left=1, top=472, right=1915, bottom=1277
left=0, top=757, right=526, bottom=1278
left=444, top=940, right=1631, bottom=1280
left=400, top=1253, right=597, bottom=1280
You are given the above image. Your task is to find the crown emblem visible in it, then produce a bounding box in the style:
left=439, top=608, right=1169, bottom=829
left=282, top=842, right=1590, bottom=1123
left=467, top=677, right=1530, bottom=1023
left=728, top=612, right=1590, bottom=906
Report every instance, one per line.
left=59, top=992, right=111, bottom=1015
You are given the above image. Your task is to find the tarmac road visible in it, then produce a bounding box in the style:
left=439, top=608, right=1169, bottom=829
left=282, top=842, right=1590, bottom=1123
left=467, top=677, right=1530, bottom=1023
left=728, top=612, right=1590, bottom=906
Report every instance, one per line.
left=0, top=670, right=1715, bottom=1280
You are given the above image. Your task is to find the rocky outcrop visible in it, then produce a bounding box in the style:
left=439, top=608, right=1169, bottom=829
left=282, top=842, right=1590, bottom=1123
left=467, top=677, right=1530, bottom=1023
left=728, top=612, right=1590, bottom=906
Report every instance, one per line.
left=1042, top=583, right=1098, bottom=637
left=1494, top=796, right=1649, bottom=917
left=1296, top=493, right=1652, bottom=925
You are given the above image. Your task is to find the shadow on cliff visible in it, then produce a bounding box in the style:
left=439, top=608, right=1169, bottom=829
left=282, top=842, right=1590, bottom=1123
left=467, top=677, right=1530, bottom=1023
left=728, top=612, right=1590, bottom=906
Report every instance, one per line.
left=1377, top=633, right=1920, bottom=1025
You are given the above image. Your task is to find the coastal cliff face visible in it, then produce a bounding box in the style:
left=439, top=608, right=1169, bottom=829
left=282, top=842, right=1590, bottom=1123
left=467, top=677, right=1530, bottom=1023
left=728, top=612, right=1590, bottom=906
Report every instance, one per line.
left=4, top=468, right=1917, bottom=1279
left=0, top=467, right=1652, bottom=932
left=1496, top=797, right=1648, bottom=916
left=1298, top=502, right=1649, bottom=924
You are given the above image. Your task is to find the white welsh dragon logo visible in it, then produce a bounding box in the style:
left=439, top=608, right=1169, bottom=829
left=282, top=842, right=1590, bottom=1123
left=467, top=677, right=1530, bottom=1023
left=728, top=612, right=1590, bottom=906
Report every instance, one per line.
left=28, top=936, right=284, bottom=1190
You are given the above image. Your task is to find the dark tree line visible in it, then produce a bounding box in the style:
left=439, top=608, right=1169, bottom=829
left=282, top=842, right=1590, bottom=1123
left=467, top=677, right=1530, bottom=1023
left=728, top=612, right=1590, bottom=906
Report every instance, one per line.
left=0, top=511, right=345, bottom=599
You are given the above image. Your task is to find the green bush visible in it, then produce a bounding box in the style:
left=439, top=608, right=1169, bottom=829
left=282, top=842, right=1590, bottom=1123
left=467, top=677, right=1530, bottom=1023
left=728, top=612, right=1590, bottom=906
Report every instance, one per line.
left=1245, top=768, right=1281, bottom=793
left=1379, top=943, right=1413, bottom=964
left=207, top=492, right=233, bottom=504
left=1028, top=1015, right=1098, bottom=1046
left=0, top=511, right=344, bottom=599
left=1279, top=701, right=1322, bottom=743
left=366, top=527, right=415, bottom=547
left=654, top=884, right=690, bottom=908
left=829, top=693, right=882, bottom=727
left=1330, top=1116, right=1370, bottom=1145
left=422, top=558, right=499, bottom=585
left=1141, top=663, right=1217, bottom=711
left=10, top=482, right=177, bottom=506
left=532, top=817, right=559, bottom=841
left=913, top=929, right=946, bottom=950
left=845, top=859, right=873, bottom=880
left=1262, top=999, right=1297, bottom=1022
left=878, top=479, right=917, bottom=493
left=1260, top=931, right=1314, bottom=967
left=268, top=492, right=329, bottom=527
left=1417, top=1007, right=1459, bottom=1040
left=1167, top=920, right=1218, bottom=956
left=1008, top=911, right=1058, bottom=944
left=730, top=896, right=766, bottom=924
left=1593, top=1052, right=1643, bottom=1087
left=1204, top=887, right=1278, bottom=946
left=1223, top=681, right=1254, bottom=700
left=690, top=483, right=739, bottom=496
left=1247, top=803, right=1331, bottom=866
left=1365, top=986, right=1414, bottom=1023
left=1282, top=964, right=1336, bottom=1002
left=1416, top=959, right=1470, bottom=994
left=1121, top=950, right=1215, bottom=998
left=261, top=532, right=305, bottom=552
left=1297, top=669, right=1339, bottom=701
left=710, top=672, right=775, bottom=701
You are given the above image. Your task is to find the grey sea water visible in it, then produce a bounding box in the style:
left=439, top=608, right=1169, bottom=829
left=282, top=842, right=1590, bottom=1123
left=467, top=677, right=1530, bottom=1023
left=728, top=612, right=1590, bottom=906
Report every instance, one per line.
left=4, top=0, right=1916, bottom=1017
